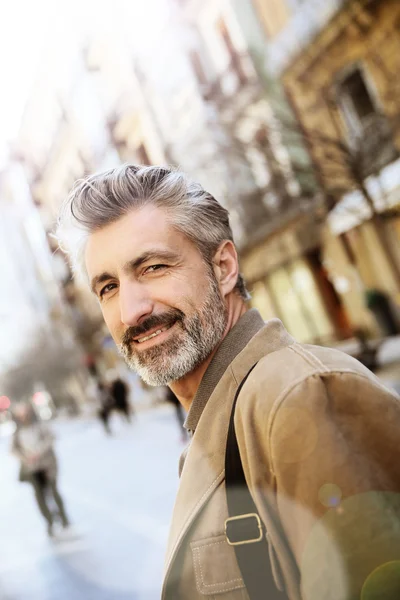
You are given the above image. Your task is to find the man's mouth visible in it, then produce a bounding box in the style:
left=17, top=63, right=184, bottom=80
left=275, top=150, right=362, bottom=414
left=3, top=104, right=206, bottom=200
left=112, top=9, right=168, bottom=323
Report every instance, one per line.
left=134, top=323, right=175, bottom=344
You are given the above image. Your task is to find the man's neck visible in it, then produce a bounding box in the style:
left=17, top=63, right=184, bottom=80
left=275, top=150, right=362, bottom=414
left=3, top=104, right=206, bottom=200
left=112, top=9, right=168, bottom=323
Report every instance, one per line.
left=170, top=297, right=248, bottom=411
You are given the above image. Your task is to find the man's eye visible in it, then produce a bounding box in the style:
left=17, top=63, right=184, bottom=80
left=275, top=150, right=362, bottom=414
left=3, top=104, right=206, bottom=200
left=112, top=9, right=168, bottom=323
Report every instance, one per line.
left=99, top=283, right=117, bottom=298
left=144, top=264, right=167, bottom=274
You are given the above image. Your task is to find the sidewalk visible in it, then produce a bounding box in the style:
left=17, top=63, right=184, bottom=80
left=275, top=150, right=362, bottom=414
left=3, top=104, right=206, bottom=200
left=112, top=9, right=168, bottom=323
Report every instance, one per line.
left=0, top=405, right=183, bottom=600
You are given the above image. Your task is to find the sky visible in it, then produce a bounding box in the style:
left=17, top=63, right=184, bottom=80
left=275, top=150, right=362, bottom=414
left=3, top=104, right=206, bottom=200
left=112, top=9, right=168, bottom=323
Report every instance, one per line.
left=0, top=1, right=56, bottom=164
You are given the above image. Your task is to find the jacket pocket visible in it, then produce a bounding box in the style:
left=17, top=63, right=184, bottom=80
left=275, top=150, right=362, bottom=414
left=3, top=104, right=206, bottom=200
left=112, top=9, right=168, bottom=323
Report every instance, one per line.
left=191, top=534, right=247, bottom=596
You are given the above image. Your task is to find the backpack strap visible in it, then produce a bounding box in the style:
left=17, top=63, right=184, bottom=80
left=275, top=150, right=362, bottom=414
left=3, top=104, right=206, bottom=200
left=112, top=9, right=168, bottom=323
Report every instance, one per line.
left=225, top=362, right=288, bottom=599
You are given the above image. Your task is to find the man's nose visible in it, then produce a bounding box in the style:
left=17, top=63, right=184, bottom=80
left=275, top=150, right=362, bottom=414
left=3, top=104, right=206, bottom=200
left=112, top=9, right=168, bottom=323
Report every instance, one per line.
left=119, top=281, right=153, bottom=327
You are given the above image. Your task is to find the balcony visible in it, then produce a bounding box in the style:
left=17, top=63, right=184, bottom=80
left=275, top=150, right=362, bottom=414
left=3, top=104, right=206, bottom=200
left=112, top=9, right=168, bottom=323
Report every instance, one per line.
left=347, top=113, right=399, bottom=178
left=200, top=52, right=260, bottom=112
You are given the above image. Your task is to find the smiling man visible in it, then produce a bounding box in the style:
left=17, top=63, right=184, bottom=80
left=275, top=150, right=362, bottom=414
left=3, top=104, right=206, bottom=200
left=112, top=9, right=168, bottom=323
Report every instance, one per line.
left=88, top=206, right=229, bottom=396
left=57, top=165, right=400, bottom=600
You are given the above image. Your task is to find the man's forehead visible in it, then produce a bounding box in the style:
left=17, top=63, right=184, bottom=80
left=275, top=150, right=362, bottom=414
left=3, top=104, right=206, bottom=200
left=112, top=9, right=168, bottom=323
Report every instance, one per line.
left=87, top=206, right=171, bottom=252
left=85, top=206, right=191, bottom=278
left=95, top=205, right=170, bottom=237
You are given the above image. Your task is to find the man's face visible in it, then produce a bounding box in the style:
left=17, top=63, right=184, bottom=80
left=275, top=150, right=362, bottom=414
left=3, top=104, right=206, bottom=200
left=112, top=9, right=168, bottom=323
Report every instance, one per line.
left=85, top=206, right=228, bottom=385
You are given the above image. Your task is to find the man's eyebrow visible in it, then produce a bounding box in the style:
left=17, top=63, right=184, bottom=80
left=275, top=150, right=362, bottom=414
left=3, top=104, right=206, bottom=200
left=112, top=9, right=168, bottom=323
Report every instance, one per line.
left=122, top=249, right=180, bottom=274
left=90, top=272, right=114, bottom=294
left=90, top=250, right=180, bottom=294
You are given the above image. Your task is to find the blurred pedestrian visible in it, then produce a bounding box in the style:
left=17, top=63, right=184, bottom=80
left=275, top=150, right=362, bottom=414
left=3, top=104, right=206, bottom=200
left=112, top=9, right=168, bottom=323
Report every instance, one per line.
left=59, top=164, right=400, bottom=599
left=110, top=376, right=132, bottom=422
left=97, top=381, right=114, bottom=435
left=11, top=403, right=69, bottom=537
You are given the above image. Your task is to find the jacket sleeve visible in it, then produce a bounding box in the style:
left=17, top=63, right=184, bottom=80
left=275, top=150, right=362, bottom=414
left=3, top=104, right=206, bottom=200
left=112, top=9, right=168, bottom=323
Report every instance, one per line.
left=270, top=372, right=400, bottom=600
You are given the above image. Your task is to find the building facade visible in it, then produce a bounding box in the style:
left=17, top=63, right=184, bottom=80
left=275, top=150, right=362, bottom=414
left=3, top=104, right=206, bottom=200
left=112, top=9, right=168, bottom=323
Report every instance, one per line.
left=0, top=162, right=88, bottom=409
left=256, top=0, right=400, bottom=336
left=12, top=0, right=395, bottom=347
left=9, top=42, right=123, bottom=394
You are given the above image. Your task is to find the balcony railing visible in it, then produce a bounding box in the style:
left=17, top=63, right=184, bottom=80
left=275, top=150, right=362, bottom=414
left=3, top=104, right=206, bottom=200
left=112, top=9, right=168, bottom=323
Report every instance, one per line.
left=200, top=52, right=259, bottom=107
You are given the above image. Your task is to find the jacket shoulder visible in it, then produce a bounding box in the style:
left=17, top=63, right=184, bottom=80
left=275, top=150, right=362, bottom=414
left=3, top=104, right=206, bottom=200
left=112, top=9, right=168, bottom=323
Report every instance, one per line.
left=233, top=341, right=397, bottom=485
left=262, top=340, right=376, bottom=382
left=236, top=341, right=384, bottom=417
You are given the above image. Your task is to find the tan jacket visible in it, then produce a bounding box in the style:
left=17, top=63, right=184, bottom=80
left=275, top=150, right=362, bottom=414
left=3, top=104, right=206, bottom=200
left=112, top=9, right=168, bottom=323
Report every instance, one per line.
left=162, top=318, right=400, bottom=600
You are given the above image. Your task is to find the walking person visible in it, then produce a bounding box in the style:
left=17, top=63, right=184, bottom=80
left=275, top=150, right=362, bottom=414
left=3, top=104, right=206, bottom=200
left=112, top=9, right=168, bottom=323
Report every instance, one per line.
left=97, top=380, right=114, bottom=435
left=110, top=376, right=132, bottom=422
left=11, top=403, right=70, bottom=537
left=58, top=164, right=400, bottom=599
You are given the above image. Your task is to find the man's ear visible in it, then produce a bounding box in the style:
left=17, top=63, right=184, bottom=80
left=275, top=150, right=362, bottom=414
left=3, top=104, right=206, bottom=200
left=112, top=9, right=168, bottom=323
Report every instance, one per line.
left=212, top=241, right=239, bottom=297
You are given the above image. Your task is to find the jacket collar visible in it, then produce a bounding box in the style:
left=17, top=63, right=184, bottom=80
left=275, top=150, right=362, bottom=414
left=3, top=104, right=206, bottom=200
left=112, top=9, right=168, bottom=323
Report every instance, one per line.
left=162, top=317, right=295, bottom=595
left=185, top=308, right=265, bottom=433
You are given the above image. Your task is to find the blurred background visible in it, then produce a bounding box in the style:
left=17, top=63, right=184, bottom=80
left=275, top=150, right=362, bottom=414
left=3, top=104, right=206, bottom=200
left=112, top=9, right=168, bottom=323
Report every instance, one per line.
left=1, top=0, right=400, bottom=598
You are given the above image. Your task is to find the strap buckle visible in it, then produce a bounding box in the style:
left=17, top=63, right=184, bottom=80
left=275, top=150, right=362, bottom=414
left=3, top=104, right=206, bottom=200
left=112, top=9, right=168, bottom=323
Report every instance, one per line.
left=225, top=513, right=263, bottom=546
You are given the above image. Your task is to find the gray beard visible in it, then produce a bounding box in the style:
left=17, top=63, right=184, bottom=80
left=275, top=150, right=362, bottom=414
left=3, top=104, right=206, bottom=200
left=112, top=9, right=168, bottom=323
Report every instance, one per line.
left=117, top=278, right=228, bottom=386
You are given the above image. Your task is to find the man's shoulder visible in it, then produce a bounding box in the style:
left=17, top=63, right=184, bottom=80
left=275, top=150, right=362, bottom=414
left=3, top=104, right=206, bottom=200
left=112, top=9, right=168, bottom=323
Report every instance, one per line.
left=285, top=341, right=376, bottom=379
left=235, top=340, right=380, bottom=405
left=232, top=340, right=396, bottom=450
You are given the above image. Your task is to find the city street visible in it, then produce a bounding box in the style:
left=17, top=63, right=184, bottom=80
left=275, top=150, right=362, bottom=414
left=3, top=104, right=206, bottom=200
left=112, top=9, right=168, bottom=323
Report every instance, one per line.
left=0, top=405, right=184, bottom=600
left=2, top=0, right=400, bottom=598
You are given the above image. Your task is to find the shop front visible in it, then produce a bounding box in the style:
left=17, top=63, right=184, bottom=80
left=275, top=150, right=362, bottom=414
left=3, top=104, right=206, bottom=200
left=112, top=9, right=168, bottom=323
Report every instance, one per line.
left=241, top=216, right=350, bottom=344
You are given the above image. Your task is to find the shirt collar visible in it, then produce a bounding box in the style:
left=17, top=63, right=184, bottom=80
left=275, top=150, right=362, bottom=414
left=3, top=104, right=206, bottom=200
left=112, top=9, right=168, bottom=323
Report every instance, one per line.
left=185, top=308, right=265, bottom=433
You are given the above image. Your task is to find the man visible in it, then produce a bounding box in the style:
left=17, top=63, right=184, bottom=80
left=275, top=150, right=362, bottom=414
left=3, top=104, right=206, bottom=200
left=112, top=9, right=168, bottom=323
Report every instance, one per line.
left=57, top=165, right=400, bottom=599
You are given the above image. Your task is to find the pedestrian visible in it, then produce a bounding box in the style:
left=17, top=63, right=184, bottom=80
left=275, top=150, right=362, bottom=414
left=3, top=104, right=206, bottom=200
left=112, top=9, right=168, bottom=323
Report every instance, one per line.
left=58, top=165, right=400, bottom=599
left=110, top=376, right=132, bottom=422
left=164, top=387, right=187, bottom=442
left=11, top=402, right=70, bottom=537
left=97, top=381, right=114, bottom=435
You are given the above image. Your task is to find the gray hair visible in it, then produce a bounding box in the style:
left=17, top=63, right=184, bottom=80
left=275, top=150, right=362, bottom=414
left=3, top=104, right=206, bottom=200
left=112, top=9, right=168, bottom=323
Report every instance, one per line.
left=56, top=164, right=249, bottom=299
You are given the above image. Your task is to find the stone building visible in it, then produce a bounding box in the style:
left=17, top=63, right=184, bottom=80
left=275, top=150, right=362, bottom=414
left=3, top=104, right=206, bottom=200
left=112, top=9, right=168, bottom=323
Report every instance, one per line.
left=255, top=0, right=400, bottom=336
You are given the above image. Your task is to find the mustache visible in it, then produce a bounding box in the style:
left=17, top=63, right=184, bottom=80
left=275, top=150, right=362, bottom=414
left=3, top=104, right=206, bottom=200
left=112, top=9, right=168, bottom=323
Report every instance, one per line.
left=121, top=309, right=184, bottom=346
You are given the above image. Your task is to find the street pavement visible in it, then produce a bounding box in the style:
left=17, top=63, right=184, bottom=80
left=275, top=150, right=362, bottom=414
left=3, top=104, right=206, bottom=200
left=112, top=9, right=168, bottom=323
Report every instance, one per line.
left=0, top=406, right=185, bottom=600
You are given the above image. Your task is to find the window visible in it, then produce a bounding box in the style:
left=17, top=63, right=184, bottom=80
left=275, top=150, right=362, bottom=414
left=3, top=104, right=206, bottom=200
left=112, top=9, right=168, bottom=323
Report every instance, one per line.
left=250, top=281, right=277, bottom=321
left=336, top=65, right=396, bottom=173
left=337, top=67, right=378, bottom=137
left=268, top=260, right=334, bottom=343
